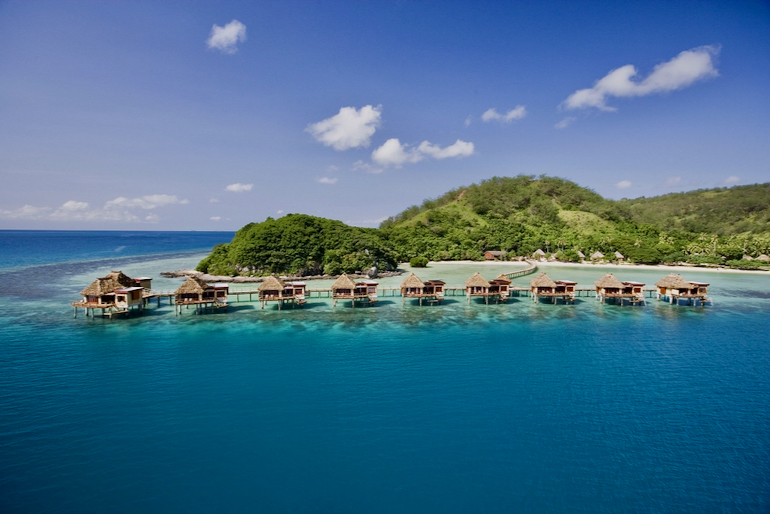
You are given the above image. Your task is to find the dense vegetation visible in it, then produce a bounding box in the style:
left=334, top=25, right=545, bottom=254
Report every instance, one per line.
left=381, top=175, right=770, bottom=266
left=196, top=214, right=398, bottom=276
left=197, top=176, right=770, bottom=276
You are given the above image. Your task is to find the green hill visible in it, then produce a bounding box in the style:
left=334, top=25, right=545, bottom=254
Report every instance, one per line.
left=196, top=214, right=397, bottom=276
left=197, top=176, right=770, bottom=276
left=381, top=175, right=770, bottom=265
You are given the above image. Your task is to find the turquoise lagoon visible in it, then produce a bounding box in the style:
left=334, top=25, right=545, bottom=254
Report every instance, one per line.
left=1, top=231, right=769, bottom=512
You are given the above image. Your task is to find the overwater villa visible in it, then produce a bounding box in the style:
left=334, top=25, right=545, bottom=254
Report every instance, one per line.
left=594, top=273, right=645, bottom=305
left=331, top=273, right=378, bottom=307
left=529, top=272, right=576, bottom=304
left=489, top=274, right=511, bottom=300
left=72, top=270, right=145, bottom=318
left=400, top=273, right=445, bottom=305
left=257, top=275, right=307, bottom=309
left=465, top=272, right=509, bottom=303
left=655, top=274, right=710, bottom=306
left=174, top=276, right=228, bottom=314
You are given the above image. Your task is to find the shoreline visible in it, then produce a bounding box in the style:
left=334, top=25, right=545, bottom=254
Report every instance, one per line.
left=433, top=259, right=770, bottom=275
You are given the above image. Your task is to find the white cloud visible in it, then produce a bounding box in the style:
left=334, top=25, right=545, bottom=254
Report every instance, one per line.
left=209, top=198, right=219, bottom=203
left=0, top=204, right=51, bottom=220
left=481, top=105, right=527, bottom=123
left=60, top=200, right=89, bottom=211
left=555, top=117, right=576, bottom=129
left=2, top=194, right=188, bottom=222
left=353, top=160, right=383, bottom=174
left=206, top=20, right=247, bottom=54
left=105, top=194, right=188, bottom=210
left=372, top=138, right=475, bottom=167
left=317, top=177, right=338, bottom=184
left=276, top=210, right=283, bottom=214
left=563, top=46, right=720, bottom=111
left=225, top=183, right=253, bottom=192
left=722, top=176, right=740, bottom=186
left=306, top=105, right=382, bottom=150
left=615, top=180, right=632, bottom=189
left=371, top=138, right=424, bottom=166
left=210, top=216, right=221, bottom=221
left=417, top=140, right=475, bottom=159
left=464, top=116, right=472, bottom=127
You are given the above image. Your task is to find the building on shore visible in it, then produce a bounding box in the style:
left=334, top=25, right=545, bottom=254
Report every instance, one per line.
left=484, top=250, right=507, bottom=261
left=331, top=273, right=378, bottom=307
left=532, top=249, right=547, bottom=261
left=257, top=275, right=307, bottom=309
left=756, top=254, right=770, bottom=262
left=576, top=250, right=586, bottom=261
left=594, top=273, right=645, bottom=305
left=400, top=272, right=445, bottom=305
left=654, top=274, right=710, bottom=306
left=614, top=251, right=625, bottom=263
left=529, top=272, right=576, bottom=304
left=72, top=270, right=145, bottom=318
left=590, top=251, right=605, bottom=262
left=174, top=276, right=228, bottom=314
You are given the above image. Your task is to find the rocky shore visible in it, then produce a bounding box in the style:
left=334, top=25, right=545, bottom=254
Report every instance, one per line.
left=160, top=269, right=404, bottom=283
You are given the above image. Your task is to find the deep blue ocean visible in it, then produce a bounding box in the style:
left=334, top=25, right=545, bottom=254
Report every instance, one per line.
left=1, top=231, right=768, bottom=513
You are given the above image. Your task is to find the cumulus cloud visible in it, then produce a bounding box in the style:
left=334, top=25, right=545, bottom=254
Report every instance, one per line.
left=225, top=183, right=253, bottom=192
left=372, top=138, right=475, bottom=167
left=207, top=20, right=247, bottom=54
left=722, top=176, right=740, bottom=186
left=615, top=180, right=632, bottom=189
left=1, top=194, right=188, bottom=223
left=555, top=117, right=576, bottom=129
left=317, top=177, right=338, bottom=184
left=563, top=45, right=720, bottom=111
left=481, top=105, right=527, bottom=123
left=307, top=105, right=382, bottom=150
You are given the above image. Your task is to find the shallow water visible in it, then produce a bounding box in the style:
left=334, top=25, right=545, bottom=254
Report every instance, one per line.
left=1, top=232, right=769, bottom=513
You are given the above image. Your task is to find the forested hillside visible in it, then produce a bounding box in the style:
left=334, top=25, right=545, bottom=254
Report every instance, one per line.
left=381, top=175, right=770, bottom=266
left=196, top=214, right=397, bottom=276
left=197, top=176, right=770, bottom=276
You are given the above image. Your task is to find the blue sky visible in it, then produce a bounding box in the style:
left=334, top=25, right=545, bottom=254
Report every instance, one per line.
left=1, top=0, right=768, bottom=230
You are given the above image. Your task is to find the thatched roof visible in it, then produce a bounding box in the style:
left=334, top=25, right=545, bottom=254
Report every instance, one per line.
left=654, top=273, right=692, bottom=289
left=594, top=273, right=623, bottom=289
left=80, top=278, right=119, bottom=296
left=465, top=272, right=490, bottom=288
left=400, top=272, right=425, bottom=289
left=79, top=270, right=136, bottom=296
left=258, top=275, right=284, bottom=291
left=757, top=254, right=770, bottom=262
left=529, top=272, right=556, bottom=288
left=494, top=274, right=511, bottom=284
left=590, top=251, right=604, bottom=259
left=576, top=250, right=586, bottom=259
left=175, top=276, right=210, bottom=295
left=105, top=270, right=136, bottom=288
left=533, top=249, right=546, bottom=256
left=614, top=251, right=624, bottom=259
left=331, top=273, right=356, bottom=290
left=485, top=250, right=506, bottom=257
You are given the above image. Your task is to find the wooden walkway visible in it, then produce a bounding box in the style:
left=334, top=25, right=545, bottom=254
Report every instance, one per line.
left=225, top=285, right=657, bottom=302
